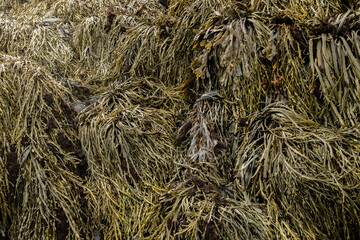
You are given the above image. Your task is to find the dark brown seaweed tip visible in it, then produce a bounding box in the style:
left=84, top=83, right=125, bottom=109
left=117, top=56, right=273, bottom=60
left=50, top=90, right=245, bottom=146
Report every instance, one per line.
left=5, top=148, right=19, bottom=205
left=237, top=117, right=248, bottom=127
left=43, top=89, right=54, bottom=106
left=200, top=218, right=219, bottom=240
left=271, top=15, right=294, bottom=25
left=174, top=120, right=193, bottom=146
left=46, top=117, right=58, bottom=132
left=104, top=6, right=117, bottom=32
left=214, top=141, right=227, bottom=155
left=56, top=132, right=74, bottom=152
left=5, top=151, right=19, bottom=187
left=56, top=208, right=69, bottom=240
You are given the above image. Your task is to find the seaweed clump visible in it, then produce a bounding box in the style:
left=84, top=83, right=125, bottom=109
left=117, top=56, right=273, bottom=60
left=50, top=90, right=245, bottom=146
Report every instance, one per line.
left=1, top=0, right=360, bottom=239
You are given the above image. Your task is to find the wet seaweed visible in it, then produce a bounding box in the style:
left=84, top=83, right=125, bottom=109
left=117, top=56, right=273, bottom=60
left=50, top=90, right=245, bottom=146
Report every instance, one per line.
left=2, top=0, right=360, bottom=239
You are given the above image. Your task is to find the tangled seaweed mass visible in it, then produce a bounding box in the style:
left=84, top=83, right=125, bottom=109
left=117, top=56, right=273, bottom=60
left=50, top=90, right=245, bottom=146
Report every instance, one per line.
left=1, top=0, right=360, bottom=239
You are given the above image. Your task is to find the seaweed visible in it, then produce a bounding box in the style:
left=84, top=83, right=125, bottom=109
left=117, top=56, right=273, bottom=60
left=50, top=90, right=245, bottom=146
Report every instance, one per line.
left=2, top=0, right=360, bottom=239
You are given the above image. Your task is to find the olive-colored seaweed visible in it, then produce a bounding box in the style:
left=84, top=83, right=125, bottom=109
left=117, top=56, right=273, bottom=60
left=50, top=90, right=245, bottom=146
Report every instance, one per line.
left=1, top=0, right=360, bottom=239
